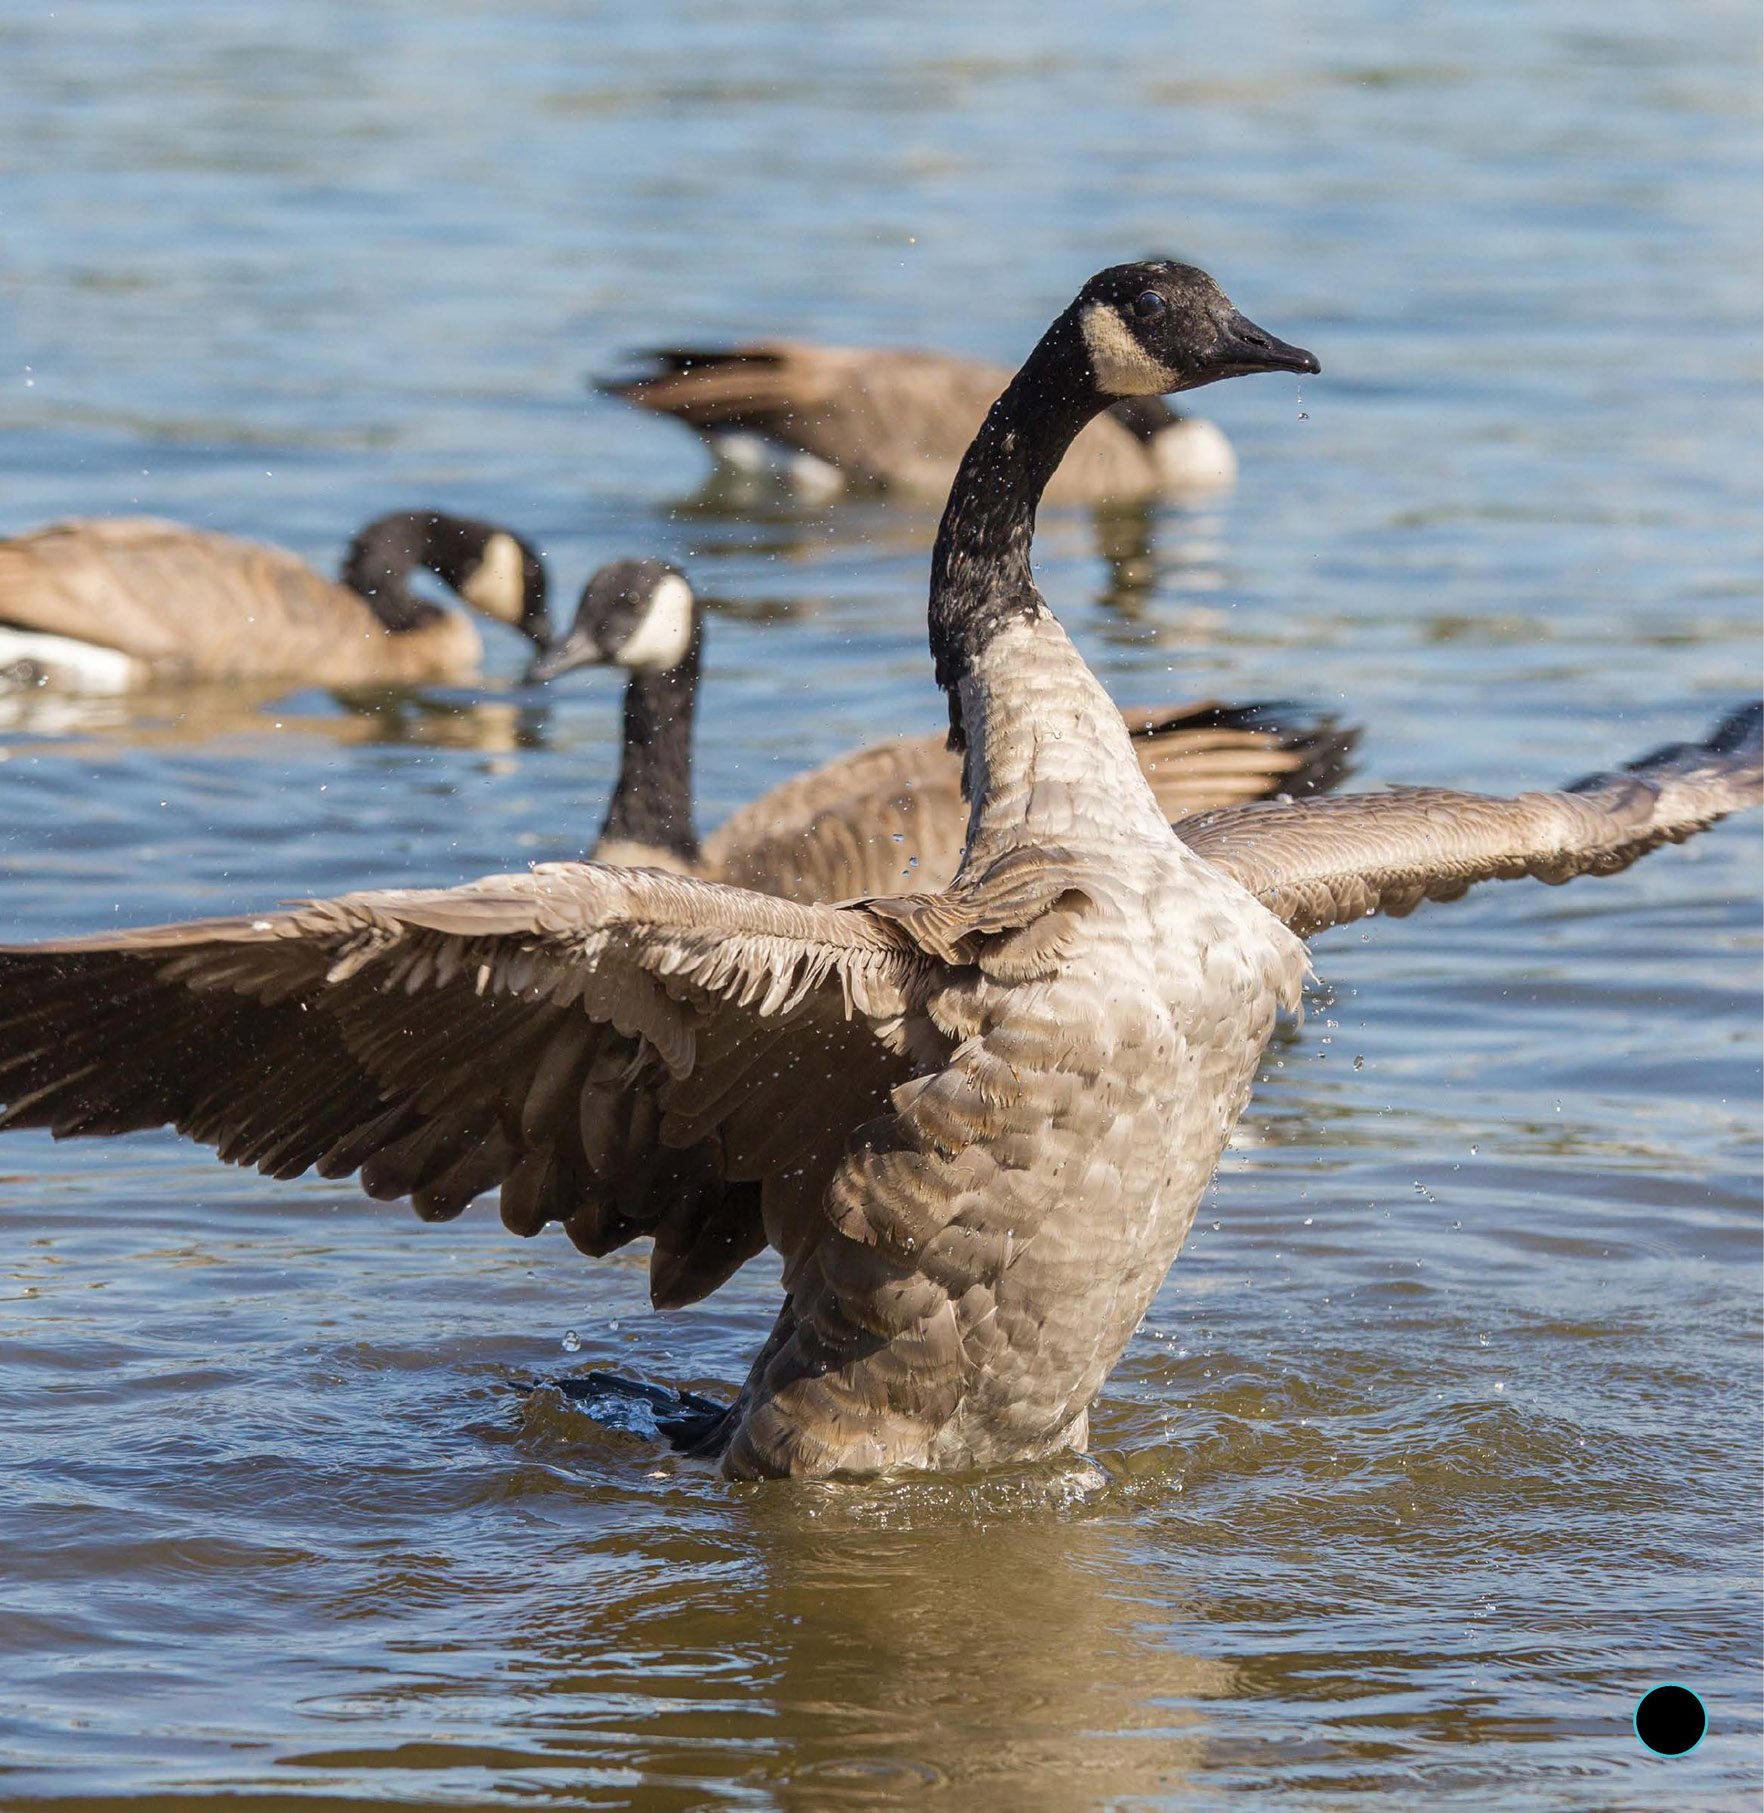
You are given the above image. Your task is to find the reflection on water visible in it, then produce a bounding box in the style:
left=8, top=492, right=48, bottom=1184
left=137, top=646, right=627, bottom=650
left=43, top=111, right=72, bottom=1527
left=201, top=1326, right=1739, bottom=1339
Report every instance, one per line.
left=733, top=1501, right=1223, bottom=1808
left=0, top=682, right=551, bottom=755
left=0, top=0, right=1758, bottom=1805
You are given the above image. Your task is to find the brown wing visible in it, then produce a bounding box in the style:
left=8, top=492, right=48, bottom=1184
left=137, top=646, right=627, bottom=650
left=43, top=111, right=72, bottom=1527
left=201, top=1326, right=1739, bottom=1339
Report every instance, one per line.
left=0, top=517, right=396, bottom=680
left=0, top=862, right=959, bottom=1308
left=601, top=343, right=1003, bottom=488
left=702, top=701, right=1357, bottom=903
left=1176, top=703, right=1762, bottom=938
left=600, top=343, right=850, bottom=435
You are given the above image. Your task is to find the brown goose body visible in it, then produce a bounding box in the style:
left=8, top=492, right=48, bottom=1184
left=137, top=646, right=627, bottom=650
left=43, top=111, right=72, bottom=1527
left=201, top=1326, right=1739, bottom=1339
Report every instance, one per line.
left=701, top=702, right=1353, bottom=901
left=0, top=513, right=549, bottom=690
left=535, top=565, right=1357, bottom=898
left=0, top=264, right=1756, bottom=1482
left=603, top=341, right=1237, bottom=504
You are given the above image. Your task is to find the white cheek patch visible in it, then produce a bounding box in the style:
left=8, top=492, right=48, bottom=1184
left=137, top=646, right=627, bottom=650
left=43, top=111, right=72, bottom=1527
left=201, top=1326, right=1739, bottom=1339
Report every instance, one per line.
left=1079, top=302, right=1178, bottom=396
left=458, top=531, right=526, bottom=624
left=615, top=573, right=695, bottom=670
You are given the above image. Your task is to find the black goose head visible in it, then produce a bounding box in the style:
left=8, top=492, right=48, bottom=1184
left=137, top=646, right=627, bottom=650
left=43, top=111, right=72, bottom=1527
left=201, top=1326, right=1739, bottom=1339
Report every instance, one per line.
left=927, top=261, right=1318, bottom=741
left=343, top=511, right=551, bottom=648
left=525, top=559, right=696, bottom=685
left=1070, top=261, right=1319, bottom=397
left=443, top=521, right=552, bottom=651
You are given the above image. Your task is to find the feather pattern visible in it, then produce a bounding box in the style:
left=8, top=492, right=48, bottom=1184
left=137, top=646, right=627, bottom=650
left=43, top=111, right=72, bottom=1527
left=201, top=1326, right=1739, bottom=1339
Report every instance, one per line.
left=0, top=864, right=940, bottom=1292
left=1176, top=702, right=1762, bottom=937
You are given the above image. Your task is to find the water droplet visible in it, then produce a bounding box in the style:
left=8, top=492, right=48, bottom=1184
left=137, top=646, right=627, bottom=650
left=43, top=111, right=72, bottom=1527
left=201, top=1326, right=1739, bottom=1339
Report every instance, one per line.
left=1303, top=1216, right=1313, bottom=1226
left=560, top=1329, right=581, bottom=1353
left=1353, top=1055, right=1365, bottom=1071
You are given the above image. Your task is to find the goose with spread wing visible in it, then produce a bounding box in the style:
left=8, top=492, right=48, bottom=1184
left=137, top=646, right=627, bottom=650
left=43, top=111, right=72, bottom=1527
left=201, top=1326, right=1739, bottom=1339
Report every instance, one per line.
left=0, top=262, right=1756, bottom=1482
left=0, top=511, right=551, bottom=691
left=528, top=558, right=1357, bottom=895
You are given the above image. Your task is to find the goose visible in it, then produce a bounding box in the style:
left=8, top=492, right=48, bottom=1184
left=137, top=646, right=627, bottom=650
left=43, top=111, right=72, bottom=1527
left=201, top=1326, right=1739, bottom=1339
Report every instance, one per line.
left=600, top=341, right=1237, bottom=504
left=0, top=261, right=1756, bottom=1483
left=0, top=511, right=551, bottom=692
left=528, top=558, right=1358, bottom=896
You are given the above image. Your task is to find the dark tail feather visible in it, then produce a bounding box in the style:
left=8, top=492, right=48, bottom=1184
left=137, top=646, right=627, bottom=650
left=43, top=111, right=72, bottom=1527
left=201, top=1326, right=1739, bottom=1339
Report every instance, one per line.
left=593, top=348, right=790, bottom=426
left=1133, top=699, right=1362, bottom=801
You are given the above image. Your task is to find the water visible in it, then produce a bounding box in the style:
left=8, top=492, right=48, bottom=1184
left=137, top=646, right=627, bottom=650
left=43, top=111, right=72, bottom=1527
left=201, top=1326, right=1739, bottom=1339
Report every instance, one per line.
left=0, top=1, right=1758, bottom=1805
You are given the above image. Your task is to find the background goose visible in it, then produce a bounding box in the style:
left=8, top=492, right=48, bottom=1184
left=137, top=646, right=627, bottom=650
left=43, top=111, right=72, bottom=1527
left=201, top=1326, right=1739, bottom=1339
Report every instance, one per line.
left=530, top=558, right=1359, bottom=895
left=0, top=263, right=1754, bottom=1484
left=600, top=341, right=1237, bottom=503
left=0, top=511, right=551, bottom=692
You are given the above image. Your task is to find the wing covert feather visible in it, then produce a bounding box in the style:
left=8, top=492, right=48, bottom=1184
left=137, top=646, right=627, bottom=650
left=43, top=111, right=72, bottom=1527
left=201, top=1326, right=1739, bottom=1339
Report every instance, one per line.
left=0, top=855, right=1095, bottom=1309
left=0, top=863, right=941, bottom=1305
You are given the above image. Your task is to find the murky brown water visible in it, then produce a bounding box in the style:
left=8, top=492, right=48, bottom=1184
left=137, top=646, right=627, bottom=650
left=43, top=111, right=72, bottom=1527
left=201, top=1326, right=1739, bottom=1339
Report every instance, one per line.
left=0, top=0, right=1759, bottom=1805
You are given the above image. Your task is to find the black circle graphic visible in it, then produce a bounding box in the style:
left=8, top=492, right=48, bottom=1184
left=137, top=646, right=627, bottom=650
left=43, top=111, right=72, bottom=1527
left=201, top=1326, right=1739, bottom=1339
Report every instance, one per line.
left=1634, top=1684, right=1707, bottom=1756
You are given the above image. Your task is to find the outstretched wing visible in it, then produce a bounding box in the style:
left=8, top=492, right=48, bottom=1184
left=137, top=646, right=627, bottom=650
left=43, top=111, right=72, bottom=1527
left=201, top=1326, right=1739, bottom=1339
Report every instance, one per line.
left=1175, top=703, right=1762, bottom=938
left=0, top=862, right=948, bottom=1308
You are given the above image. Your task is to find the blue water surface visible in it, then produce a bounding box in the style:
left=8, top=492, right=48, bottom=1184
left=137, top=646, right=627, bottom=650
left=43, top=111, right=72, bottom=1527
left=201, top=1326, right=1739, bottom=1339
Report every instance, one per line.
left=0, top=2, right=1758, bottom=1806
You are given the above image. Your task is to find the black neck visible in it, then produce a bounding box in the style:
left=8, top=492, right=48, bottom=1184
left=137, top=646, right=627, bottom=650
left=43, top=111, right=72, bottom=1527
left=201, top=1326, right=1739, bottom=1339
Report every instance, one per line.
left=927, top=309, right=1108, bottom=733
left=597, top=621, right=703, bottom=862
left=340, top=512, right=491, bottom=634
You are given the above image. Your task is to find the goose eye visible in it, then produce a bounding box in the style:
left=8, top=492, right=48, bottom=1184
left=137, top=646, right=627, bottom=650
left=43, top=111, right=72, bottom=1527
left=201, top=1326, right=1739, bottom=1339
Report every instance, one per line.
left=1133, top=290, right=1168, bottom=321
